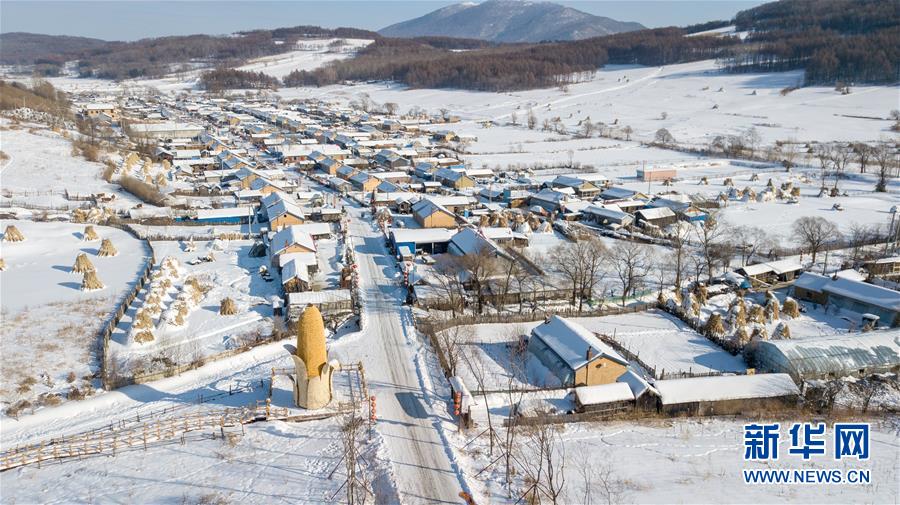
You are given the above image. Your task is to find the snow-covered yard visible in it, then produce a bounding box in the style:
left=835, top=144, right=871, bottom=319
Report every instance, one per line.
left=238, top=38, right=372, bottom=78
left=573, top=310, right=747, bottom=377
left=0, top=124, right=140, bottom=212
left=455, top=417, right=900, bottom=504
left=0, top=220, right=150, bottom=411
left=109, top=239, right=281, bottom=376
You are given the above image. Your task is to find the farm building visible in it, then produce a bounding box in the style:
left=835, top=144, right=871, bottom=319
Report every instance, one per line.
left=737, top=258, right=804, bottom=286
left=391, top=228, right=455, bottom=257
left=634, top=207, right=677, bottom=228
left=574, top=382, right=634, bottom=414
left=581, top=205, right=634, bottom=228
left=550, top=176, right=602, bottom=198
left=637, top=166, right=677, bottom=182
left=752, top=331, right=900, bottom=381
left=653, top=374, right=800, bottom=416
left=412, top=199, right=457, bottom=228
left=792, top=272, right=900, bottom=327
left=286, top=290, right=353, bottom=319
left=194, top=207, right=253, bottom=224
left=528, top=316, right=629, bottom=387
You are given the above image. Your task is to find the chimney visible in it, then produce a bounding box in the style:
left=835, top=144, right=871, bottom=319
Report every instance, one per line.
left=586, top=347, right=595, bottom=361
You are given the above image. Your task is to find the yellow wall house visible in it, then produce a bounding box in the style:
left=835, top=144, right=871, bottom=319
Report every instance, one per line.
left=528, top=315, right=629, bottom=387
left=412, top=199, right=457, bottom=228
left=269, top=226, right=316, bottom=267
left=267, top=199, right=305, bottom=230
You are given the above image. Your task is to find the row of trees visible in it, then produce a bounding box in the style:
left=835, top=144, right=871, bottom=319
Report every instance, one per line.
left=199, top=68, right=281, bottom=91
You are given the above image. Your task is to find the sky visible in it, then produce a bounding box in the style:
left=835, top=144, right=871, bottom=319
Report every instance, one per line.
left=0, top=1, right=767, bottom=41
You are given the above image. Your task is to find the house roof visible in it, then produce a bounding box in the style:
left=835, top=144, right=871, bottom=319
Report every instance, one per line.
left=824, top=277, right=900, bottom=312
left=530, top=315, right=628, bottom=372
left=287, top=289, right=352, bottom=306
left=634, top=207, right=675, bottom=221
left=267, top=198, right=305, bottom=221
left=756, top=331, right=900, bottom=377
left=654, top=373, right=799, bottom=405
left=574, top=382, right=634, bottom=406
left=270, top=226, right=316, bottom=255
left=449, top=228, right=497, bottom=256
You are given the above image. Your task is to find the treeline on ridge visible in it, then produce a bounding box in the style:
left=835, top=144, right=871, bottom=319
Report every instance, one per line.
left=199, top=68, right=281, bottom=92
left=283, top=28, right=733, bottom=91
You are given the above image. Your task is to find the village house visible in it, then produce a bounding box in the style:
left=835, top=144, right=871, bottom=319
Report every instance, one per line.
left=266, top=198, right=306, bottom=230
left=652, top=374, right=799, bottom=416
left=634, top=207, right=678, bottom=228
left=582, top=204, right=634, bottom=229
left=637, top=166, right=677, bottom=182
left=412, top=199, right=457, bottom=228
left=550, top=175, right=602, bottom=198
left=792, top=272, right=900, bottom=327
left=528, top=316, right=629, bottom=387
left=434, top=168, right=476, bottom=190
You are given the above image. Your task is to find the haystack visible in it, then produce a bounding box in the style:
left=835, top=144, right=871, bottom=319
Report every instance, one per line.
left=155, top=173, right=167, bottom=187
left=765, top=297, right=780, bottom=321
left=97, top=238, right=118, bottom=257
left=72, top=253, right=95, bottom=273
left=3, top=224, right=25, bottom=242
left=81, top=270, right=105, bottom=291
left=83, top=225, right=100, bottom=241
left=220, top=297, right=237, bottom=315
left=0, top=257, right=6, bottom=271
left=704, top=313, right=725, bottom=337
left=773, top=322, right=791, bottom=339
left=134, top=330, right=155, bottom=344
left=734, top=326, right=750, bottom=346
left=748, top=304, right=765, bottom=323
left=752, top=326, right=769, bottom=341
left=132, top=309, right=154, bottom=329
left=782, top=297, right=800, bottom=318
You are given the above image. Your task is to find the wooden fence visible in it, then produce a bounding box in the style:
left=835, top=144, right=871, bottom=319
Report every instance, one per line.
left=99, top=241, right=155, bottom=390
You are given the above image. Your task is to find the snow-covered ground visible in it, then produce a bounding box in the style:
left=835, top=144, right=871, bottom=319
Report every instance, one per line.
left=238, top=38, right=372, bottom=78
left=278, top=60, right=898, bottom=146
left=455, top=417, right=900, bottom=504
left=0, top=220, right=150, bottom=411
left=109, top=239, right=280, bottom=375
left=0, top=124, right=141, bottom=212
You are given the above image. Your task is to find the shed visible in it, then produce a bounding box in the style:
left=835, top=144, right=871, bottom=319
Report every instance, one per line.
left=528, top=315, right=629, bottom=387
left=654, top=373, right=800, bottom=416
left=574, top=382, right=634, bottom=413
left=753, top=331, right=900, bottom=380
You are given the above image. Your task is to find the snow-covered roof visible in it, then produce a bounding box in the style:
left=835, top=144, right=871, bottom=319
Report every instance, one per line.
left=531, top=315, right=628, bottom=371
left=391, top=228, right=455, bottom=245
left=282, top=258, right=310, bottom=284
left=575, top=382, right=634, bottom=406
left=634, top=207, right=675, bottom=220
left=617, top=369, right=659, bottom=398
left=270, top=226, right=316, bottom=255
left=655, top=373, right=799, bottom=405
left=278, top=252, right=318, bottom=268
left=267, top=198, right=305, bottom=221
left=824, top=277, right=900, bottom=312
left=794, top=272, right=831, bottom=291
left=196, top=207, right=253, bottom=220
left=287, top=289, right=352, bottom=305
left=449, top=228, right=497, bottom=256
left=756, top=331, right=900, bottom=379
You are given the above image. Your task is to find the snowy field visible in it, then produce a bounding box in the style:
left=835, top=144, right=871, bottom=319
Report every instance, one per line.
left=109, top=240, right=280, bottom=375
left=455, top=417, right=900, bottom=504
left=574, top=311, right=748, bottom=377
left=0, top=339, right=397, bottom=505
left=238, top=38, right=372, bottom=78
left=278, top=60, right=898, bottom=146
left=0, top=124, right=141, bottom=212
left=0, top=220, right=150, bottom=411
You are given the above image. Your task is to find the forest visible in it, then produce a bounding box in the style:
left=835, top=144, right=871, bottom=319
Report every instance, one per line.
left=285, top=0, right=898, bottom=91
left=0, top=26, right=379, bottom=80
left=199, top=68, right=281, bottom=92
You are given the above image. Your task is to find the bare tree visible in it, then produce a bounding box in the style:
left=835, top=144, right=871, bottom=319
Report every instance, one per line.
left=654, top=128, right=675, bottom=146
left=519, top=424, right=566, bottom=504
left=814, top=143, right=833, bottom=190
left=436, top=324, right=473, bottom=376
left=510, top=111, right=518, bottom=126
left=383, top=102, right=399, bottom=115
left=872, top=141, right=896, bottom=192
left=550, top=236, right=608, bottom=311
left=742, top=127, right=761, bottom=158
left=433, top=256, right=466, bottom=316
left=733, top=225, right=772, bottom=266
left=609, top=240, right=651, bottom=305
left=693, top=212, right=726, bottom=282
left=852, top=142, right=872, bottom=174
left=828, top=143, right=853, bottom=190
left=622, top=125, right=633, bottom=141
left=780, top=139, right=800, bottom=170
left=527, top=108, right=537, bottom=130
left=580, top=119, right=594, bottom=138
left=455, top=246, right=500, bottom=314
left=792, top=216, right=840, bottom=263
left=847, top=222, right=875, bottom=263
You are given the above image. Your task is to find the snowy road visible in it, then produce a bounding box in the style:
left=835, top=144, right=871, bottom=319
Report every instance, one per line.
left=346, top=206, right=467, bottom=504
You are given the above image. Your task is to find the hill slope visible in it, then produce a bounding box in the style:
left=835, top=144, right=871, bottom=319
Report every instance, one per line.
left=379, top=0, right=644, bottom=42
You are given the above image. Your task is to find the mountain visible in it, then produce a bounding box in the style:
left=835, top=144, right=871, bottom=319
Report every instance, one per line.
left=0, top=32, right=108, bottom=65
left=379, top=0, right=645, bottom=42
